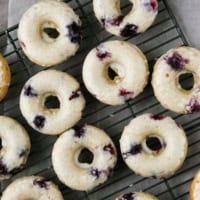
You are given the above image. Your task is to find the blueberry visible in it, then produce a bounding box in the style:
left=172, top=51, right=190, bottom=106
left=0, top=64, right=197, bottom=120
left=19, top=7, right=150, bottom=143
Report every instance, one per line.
left=69, top=88, right=81, bottom=100
left=0, top=159, right=8, bottom=175
left=120, top=24, right=138, bottom=37
left=96, top=46, right=112, bottom=61
left=122, top=144, right=142, bottom=159
left=165, top=52, right=189, bottom=70
left=90, top=168, right=100, bottom=179
left=74, top=126, right=86, bottom=138
left=186, top=98, right=200, bottom=113
left=33, top=115, right=45, bottom=129
left=149, top=114, right=166, bottom=120
left=33, top=179, right=48, bottom=190
left=120, top=193, right=135, bottom=200
left=110, top=15, right=124, bottom=26
left=103, top=144, right=115, bottom=155
left=24, top=85, right=37, bottom=97
left=67, top=22, right=81, bottom=44
left=19, top=149, right=29, bottom=158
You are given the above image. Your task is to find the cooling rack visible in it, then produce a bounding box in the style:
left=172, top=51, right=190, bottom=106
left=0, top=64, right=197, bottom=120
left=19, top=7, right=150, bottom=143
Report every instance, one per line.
left=0, top=0, right=199, bottom=199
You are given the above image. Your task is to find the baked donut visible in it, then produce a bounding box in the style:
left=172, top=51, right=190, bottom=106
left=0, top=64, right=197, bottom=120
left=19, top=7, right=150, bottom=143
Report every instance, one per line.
left=152, top=46, right=200, bottom=114
left=120, top=113, right=188, bottom=178
left=0, top=54, right=11, bottom=101
left=18, top=0, right=81, bottom=67
left=20, top=70, right=85, bottom=135
left=52, top=125, right=117, bottom=191
left=93, top=0, right=158, bottom=37
left=1, top=176, right=64, bottom=200
left=0, top=116, right=30, bottom=180
left=82, top=40, right=149, bottom=105
left=190, top=169, right=200, bottom=200
left=116, top=192, right=158, bottom=200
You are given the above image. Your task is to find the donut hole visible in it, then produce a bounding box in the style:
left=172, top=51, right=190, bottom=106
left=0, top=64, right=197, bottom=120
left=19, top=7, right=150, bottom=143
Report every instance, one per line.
left=178, top=72, right=194, bottom=91
left=44, top=95, right=60, bottom=109
left=107, top=63, right=125, bottom=82
left=78, top=148, right=94, bottom=164
left=0, top=139, right=2, bottom=150
left=43, top=27, right=60, bottom=39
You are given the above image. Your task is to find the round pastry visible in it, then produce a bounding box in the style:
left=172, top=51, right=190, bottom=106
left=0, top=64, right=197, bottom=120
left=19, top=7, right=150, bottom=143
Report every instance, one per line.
left=152, top=46, right=200, bottom=114
left=116, top=192, right=158, bottom=200
left=52, top=125, right=117, bottom=191
left=190, top=169, right=200, bottom=200
left=82, top=40, right=149, bottom=105
left=0, top=54, right=11, bottom=101
left=93, top=0, right=158, bottom=37
left=20, top=70, right=85, bottom=135
left=18, top=0, right=81, bottom=67
left=0, top=116, right=30, bottom=180
left=120, top=113, right=188, bottom=178
left=1, top=176, right=64, bottom=200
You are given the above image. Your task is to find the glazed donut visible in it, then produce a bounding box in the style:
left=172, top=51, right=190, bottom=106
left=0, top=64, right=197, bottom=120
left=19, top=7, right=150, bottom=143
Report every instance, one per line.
left=93, top=0, right=158, bottom=37
left=190, top=169, right=200, bottom=200
left=82, top=40, right=149, bottom=105
left=20, top=70, right=85, bottom=135
left=1, top=176, right=64, bottom=200
left=18, top=0, right=81, bottom=67
left=0, top=116, right=30, bottom=180
left=120, top=113, right=188, bottom=178
left=116, top=192, right=158, bottom=200
left=0, top=54, right=11, bottom=101
left=152, top=46, right=200, bottom=114
left=52, top=125, right=117, bottom=191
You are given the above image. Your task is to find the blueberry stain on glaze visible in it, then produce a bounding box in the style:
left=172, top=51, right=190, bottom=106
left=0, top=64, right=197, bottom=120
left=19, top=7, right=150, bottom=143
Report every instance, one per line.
left=144, top=0, right=158, bottom=12
left=33, top=179, right=49, bottom=190
left=120, top=192, right=135, bottom=200
left=24, top=85, right=38, bottom=97
left=119, top=88, right=134, bottom=101
left=186, top=98, right=200, bottom=113
left=0, top=159, right=8, bottom=175
left=33, top=115, right=45, bottom=129
left=120, top=24, right=138, bottom=37
left=69, top=88, right=81, bottom=100
left=67, top=22, right=81, bottom=44
left=90, top=168, right=101, bottom=179
left=96, top=46, right=112, bottom=61
left=149, top=114, right=166, bottom=120
left=74, top=126, right=86, bottom=138
left=103, top=144, right=115, bottom=155
left=101, top=167, right=114, bottom=176
left=122, top=144, right=142, bottom=159
left=165, top=52, right=189, bottom=70
left=19, top=41, right=26, bottom=49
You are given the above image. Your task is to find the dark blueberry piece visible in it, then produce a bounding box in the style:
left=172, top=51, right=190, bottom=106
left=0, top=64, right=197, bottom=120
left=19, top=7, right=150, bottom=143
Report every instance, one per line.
left=33, top=115, right=45, bottom=129
left=43, top=27, right=60, bottom=39
left=164, top=52, right=189, bottom=70
left=24, top=85, right=37, bottom=97
left=121, top=192, right=135, bottom=200
left=0, top=159, right=8, bottom=175
left=186, top=98, right=200, bottom=113
left=149, top=114, right=166, bottom=120
left=90, top=168, right=100, bottom=179
left=100, top=18, right=106, bottom=26
left=110, top=15, right=124, bottom=26
left=33, top=179, right=48, bottom=190
left=19, top=149, right=29, bottom=158
left=96, top=46, right=112, bottom=61
left=146, top=136, right=163, bottom=151
left=74, top=126, right=86, bottom=138
left=19, top=40, right=26, bottom=48
left=120, top=24, right=138, bottom=37
left=69, top=88, right=81, bottom=100
left=67, top=22, right=81, bottom=44
left=122, top=144, right=142, bottom=159
left=103, top=144, right=115, bottom=155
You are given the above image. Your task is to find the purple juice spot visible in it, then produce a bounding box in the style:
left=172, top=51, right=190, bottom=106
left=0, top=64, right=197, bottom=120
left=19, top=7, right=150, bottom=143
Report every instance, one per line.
left=122, top=144, right=142, bottom=159
left=74, top=126, right=86, bottom=138
left=0, top=159, right=8, bottom=175
left=67, top=22, right=81, bottom=44
left=149, top=114, right=166, bottom=120
left=101, top=167, right=114, bottom=177
left=33, top=179, right=49, bottom=190
left=33, top=115, right=45, bottom=129
left=69, top=88, right=81, bottom=100
left=144, top=0, right=158, bottom=12
left=24, top=85, right=37, bottom=97
left=186, top=98, right=200, bottom=113
left=120, top=24, right=138, bottom=37
left=120, top=193, right=135, bottom=200
left=19, top=149, right=29, bottom=158
left=110, top=15, right=124, bottom=26
left=119, top=89, right=134, bottom=101
left=165, top=52, right=189, bottom=71
left=96, top=46, right=112, bottom=61
left=103, top=144, right=115, bottom=155
left=19, top=40, right=26, bottom=49
left=90, top=168, right=101, bottom=179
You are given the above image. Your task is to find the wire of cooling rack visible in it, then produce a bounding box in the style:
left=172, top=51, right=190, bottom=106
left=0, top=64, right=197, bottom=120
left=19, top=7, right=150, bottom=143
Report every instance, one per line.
left=0, top=0, right=199, bottom=199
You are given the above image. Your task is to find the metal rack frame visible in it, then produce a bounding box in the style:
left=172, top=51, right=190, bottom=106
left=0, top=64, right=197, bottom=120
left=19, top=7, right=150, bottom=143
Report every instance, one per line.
left=0, top=0, right=198, bottom=199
